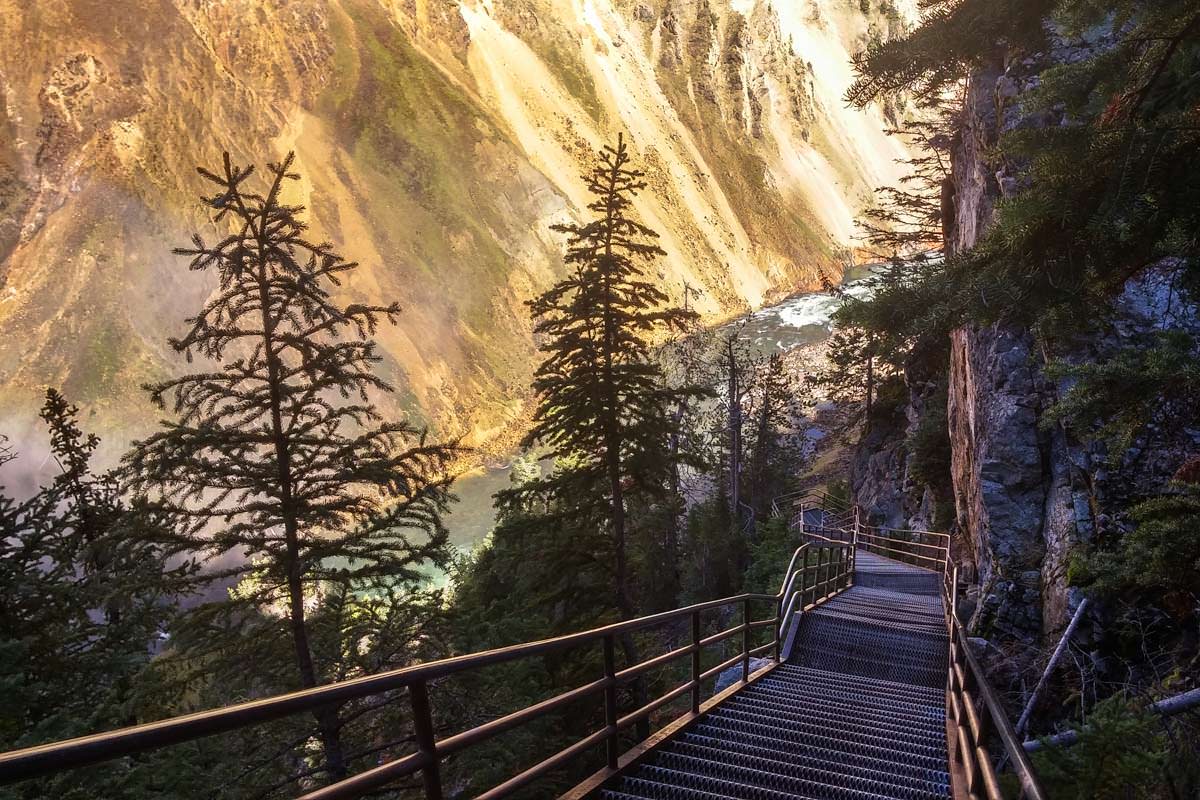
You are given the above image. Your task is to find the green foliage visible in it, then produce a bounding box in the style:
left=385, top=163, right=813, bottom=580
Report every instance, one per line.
left=846, top=0, right=1055, bottom=106
left=742, top=517, right=796, bottom=596
left=844, top=1, right=1200, bottom=531
left=826, top=479, right=851, bottom=509
left=1030, top=695, right=1186, bottom=799
left=680, top=495, right=746, bottom=602
left=123, top=152, right=460, bottom=789
left=0, top=391, right=193, bottom=800
left=445, top=466, right=688, bottom=796
left=857, top=111, right=954, bottom=257
left=516, top=134, right=704, bottom=620
left=821, top=256, right=947, bottom=435
left=1045, top=330, right=1200, bottom=456
left=870, top=374, right=909, bottom=427
left=743, top=353, right=809, bottom=522
left=906, top=386, right=951, bottom=493
left=846, top=2, right=1200, bottom=329
left=820, top=323, right=875, bottom=404
left=1065, top=548, right=1094, bottom=588
left=1081, top=484, right=1200, bottom=617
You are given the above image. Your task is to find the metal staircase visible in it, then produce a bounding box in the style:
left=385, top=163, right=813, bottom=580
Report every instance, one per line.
left=0, top=489, right=1046, bottom=800
left=597, top=541, right=953, bottom=800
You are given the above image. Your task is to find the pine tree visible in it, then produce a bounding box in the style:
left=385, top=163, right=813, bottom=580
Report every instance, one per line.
left=819, top=256, right=928, bottom=432
left=124, top=152, right=459, bottom=785
left=744, top=353, right=807, bottom=522
left=520, top=133, right=703, bottom=677
left=858, top=108, right=955, bottom=258
left=844, top=0, right=1055, bottom=106
left=1, top=391, right=189, bottom=800
left=717, top=326, right=751, bottom=531
left=846, top=0, right=1200, bottom=336
left=523, top=133, right=701, bottom=618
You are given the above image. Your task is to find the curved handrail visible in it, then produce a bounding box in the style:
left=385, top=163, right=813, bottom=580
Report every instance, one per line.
left=776, top=544, right=809, bottom=630
left=770, top=487, right=851, bottom=519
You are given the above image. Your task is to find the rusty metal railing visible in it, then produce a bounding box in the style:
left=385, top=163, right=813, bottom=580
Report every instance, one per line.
left=942, top=556, right=1047, bottom=800
left=843, top=510, right=1047, bottom=800
left=0, top=527, right=856, bottom=799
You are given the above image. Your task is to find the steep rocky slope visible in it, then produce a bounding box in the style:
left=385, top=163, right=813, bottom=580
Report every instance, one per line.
left=0, top=0, right=910, bottom=456
left=852, top=44, right=1200, bottom=646
left=944, top=57, right=1200, bottom=641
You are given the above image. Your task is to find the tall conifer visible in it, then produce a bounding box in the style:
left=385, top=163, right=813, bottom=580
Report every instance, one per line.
left=523, top=132, right=702, bottom=634
left=125, top=152, right=459, bottom=782
left=1, top=391, right=187, bottom=799
left=744, top=354, right=806, bottom=522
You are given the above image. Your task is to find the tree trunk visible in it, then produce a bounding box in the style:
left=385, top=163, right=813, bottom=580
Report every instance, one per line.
left=258, top=261, right=347, bottom=782
left=598, top=145, right=650, bottom=740
left=864, top=347, right=875, bottom=434
left=665, top=402, right=685, bottom=597
left=726, top=339, right=742, bottom=528
left=748, top=394, right=773, bottom=527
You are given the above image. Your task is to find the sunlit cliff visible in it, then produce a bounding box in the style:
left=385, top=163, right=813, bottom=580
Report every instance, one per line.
left=0, top=0, right=911, bottom=449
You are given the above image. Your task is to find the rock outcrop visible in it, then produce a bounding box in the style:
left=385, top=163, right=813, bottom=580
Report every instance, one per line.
left=939, top=52, right=1200, bottom=641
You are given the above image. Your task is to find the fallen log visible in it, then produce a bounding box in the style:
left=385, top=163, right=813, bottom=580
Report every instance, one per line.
left=1023, top=688, right=1200, bottom=752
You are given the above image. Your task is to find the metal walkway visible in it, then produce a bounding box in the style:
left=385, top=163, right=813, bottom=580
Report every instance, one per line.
left=599, top=550, right=951, bottom=800
left=0, top=489, right=1046, bottom=800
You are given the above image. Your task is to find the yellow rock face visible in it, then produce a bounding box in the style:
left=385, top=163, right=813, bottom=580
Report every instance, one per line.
left=0, top=0, right=910, bottom=453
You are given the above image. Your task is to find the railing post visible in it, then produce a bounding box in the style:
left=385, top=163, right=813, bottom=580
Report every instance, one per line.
left=742, top=597, right=751, bottom=682
left=805, top=552, right=815, bottom=608
left=602, top=635, right=619, bottom=769
left=802, top=553, right=812, bottom=608
left=774, top=591, right=783, bottom=662
left=828, top=547, right=835, bottom=594
left=410, top=680, right=443, bottom=800
left=951, top=565, right=959, bottom=619
left=690, top=611, right=701, bottom=714
left=817, top=547, right=827, bottom=600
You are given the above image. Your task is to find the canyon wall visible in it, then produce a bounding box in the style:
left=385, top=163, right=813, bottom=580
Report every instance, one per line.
left=0, top=0, right=912, bottom=461
left=855, top=46, right=1200, bottom=644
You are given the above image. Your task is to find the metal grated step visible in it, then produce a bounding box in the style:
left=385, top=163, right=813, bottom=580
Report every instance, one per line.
left=728, top=693, right=947, bottom=737
left=772, top=664, right=946, bottom=699
left=674, top=731, right=951, bottom=792
left=688, top=721, right=951, bottom=777
left=744, top=683, right=947, bottom=726
left=761, top=670, right=945, bottom=708
left=645, top=750, right=940, bottom=800
left=698, top=712, right=948, bottom=765
left=666, top=738, right=950, bottom=799
left=597, top=543, right=952, bottom=799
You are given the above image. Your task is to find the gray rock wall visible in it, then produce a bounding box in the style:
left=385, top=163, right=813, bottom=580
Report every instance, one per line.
left=944, top=58, right=1200, bottom=641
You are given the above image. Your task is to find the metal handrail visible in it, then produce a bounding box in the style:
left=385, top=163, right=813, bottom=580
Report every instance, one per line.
left=0, top=594, right=776, bottom=795
left=0, top=516, right=858, bottom=800
left=770, top=487, right=851, bottom=519
left=850, top=513, right=1046, bottom=799
left=857, top=530, right=951, bottom=551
